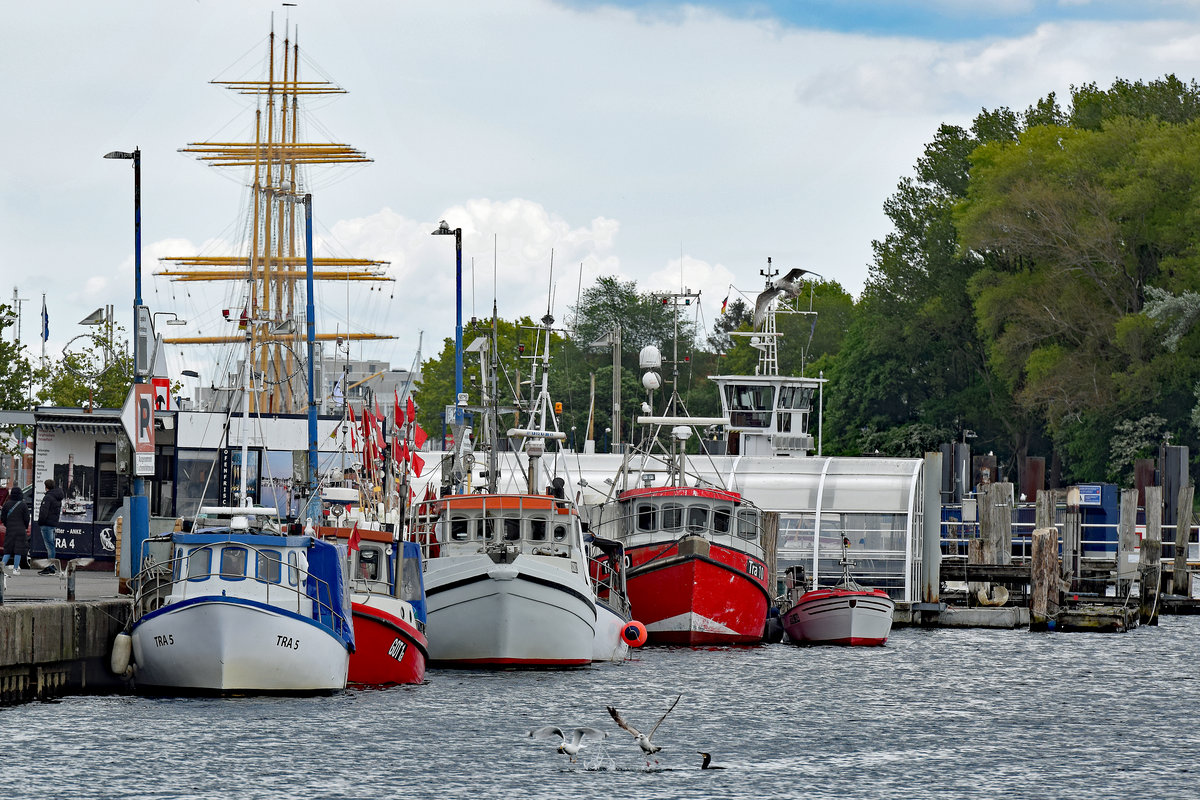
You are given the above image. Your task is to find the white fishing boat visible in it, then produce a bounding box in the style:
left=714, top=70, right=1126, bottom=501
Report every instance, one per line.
left=412, top=488, right=597, bottom=667
left=409, top=306, right=598, bottom=667
left=128, top=507, right=354, bottom=692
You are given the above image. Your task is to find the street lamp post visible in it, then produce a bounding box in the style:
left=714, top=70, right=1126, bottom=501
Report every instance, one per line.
left=104, top=146, right=148, bottom=582
left=431, top=220, right=463, bottom=400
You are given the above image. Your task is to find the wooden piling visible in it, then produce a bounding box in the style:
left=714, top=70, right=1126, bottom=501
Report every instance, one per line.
left=1141, top=486, right=1163, bottom=625
left=982, top=482, right=1013, bottom=565
left=761, top=512, right=779, bottom=601
left=1063, top=504, right=1082, bottom=590
left=1117, top=489, right=1139, bottom=590
left=1173, top=485, right=1194, bottom=595
left=1030, top=527, right=1060, bottom=630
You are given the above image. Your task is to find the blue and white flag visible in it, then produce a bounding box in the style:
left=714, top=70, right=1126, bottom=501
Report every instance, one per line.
left=40, top=295, right=48, bottom=342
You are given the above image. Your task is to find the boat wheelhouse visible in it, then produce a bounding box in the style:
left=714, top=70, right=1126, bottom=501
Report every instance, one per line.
left=129, top=508, right=354, bottom=693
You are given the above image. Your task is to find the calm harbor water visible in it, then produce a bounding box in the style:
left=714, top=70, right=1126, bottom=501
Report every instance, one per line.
left=5, top=616, right=1199, bottom=799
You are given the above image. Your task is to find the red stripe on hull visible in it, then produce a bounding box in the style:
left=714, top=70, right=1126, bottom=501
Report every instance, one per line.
left=625, top=542, right=768, bottom=645
left=348, top=604, right=428, bottom=685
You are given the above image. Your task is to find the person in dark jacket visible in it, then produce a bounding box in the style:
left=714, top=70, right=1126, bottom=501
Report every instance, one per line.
left=38, top=478, right=65, bottom=575
left=1, top=482, right=31, bottom=575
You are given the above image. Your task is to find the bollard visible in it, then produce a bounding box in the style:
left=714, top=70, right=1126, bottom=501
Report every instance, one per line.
left=67, top=560, right=77, bottom=601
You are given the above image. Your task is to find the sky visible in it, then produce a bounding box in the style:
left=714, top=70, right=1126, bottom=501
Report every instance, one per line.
left=4, top=0, right=1200, bottom=397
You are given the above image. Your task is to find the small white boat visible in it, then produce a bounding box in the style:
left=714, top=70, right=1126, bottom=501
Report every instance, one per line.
left=779, top=538, right=895, bottom=646
left=129, top=507, right=354, bottom=692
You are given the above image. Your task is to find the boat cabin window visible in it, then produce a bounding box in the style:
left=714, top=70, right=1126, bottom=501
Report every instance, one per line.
left=687, top=505, right=709, bottom=533
left=502, top=517, right=521, bottom=542
left=173, top=547, right=184, bottom=581
left=776, top=413, right=792, bottom=433
left=637, top=504, right=656, bottom=532
left=713, top=507, right=731, bottom=534
left=287, top=551, right=300, bottom=587
left=778, top=385, right=814, bottom=410
left=480, top=517, right=496, bottom=540
left=357, top=545, right=383, bottom=581
left=737, top=509, right=758, bottom=540
left=187, top=546, right=212, bottom=581
left=530, top=518, right=548, bottom=541
left=724, top=384, right=775, bottom=428
left=662, top=503, right=683, bottom=532
left=553, top=524, right=567, bottom=542
left=449, top=516, right=471, bottom=541
left=256, top=549, right=282, bottom=584
left=220, top=546, right=248, bottom=580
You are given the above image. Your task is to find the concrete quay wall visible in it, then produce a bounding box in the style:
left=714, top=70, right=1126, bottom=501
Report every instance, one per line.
left=0, top=599, right=132, bottom=704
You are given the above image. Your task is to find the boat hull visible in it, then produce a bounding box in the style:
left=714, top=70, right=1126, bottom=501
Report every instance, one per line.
left=349, top=594, right=428, bottom=685
left=781, top=589, right=895, bottom=645
left=131, top=597, right=350, bottom=692
left=424, top=555, right=596, bottom=667
left=593, top=597, right=631, bottom=662
left=625, top=541, right=769, bottom=645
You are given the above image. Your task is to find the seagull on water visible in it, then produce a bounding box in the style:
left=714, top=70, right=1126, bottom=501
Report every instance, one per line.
left=606, top=693, right=682, bottom=764
left=752, top=267, right=812, bottom=330
left=698, top=751, right=726, bottom=770
left=528, top=726, right=607, bottom=763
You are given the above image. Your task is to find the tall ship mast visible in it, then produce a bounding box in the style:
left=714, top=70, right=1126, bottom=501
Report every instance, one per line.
left=156, top=22, right=393, bottom=414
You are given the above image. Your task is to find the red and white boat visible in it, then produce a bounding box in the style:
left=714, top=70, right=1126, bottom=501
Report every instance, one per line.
left=607, top=482, right=769, bottom=645
left=779, top=540, right=895, bottom=646
left=319, top=486, right=428, bottom=685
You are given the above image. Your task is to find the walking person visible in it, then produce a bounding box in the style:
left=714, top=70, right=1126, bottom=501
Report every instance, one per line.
left=1, top=482, right=31, bottom=576
left=37, top=478, right=65, bottom=575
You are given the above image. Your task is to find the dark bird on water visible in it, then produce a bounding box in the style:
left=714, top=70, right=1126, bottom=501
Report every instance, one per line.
left=527, top=726, right=606, bottom=763
left=606, top=693, right=682, bottom=764
left=698, top=751, right=726, bottom=770
left=752, top=267, right=812, bottom=330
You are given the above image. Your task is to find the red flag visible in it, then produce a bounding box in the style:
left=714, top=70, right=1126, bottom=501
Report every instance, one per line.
left=406, top=396, right=416, bottom=423
left=413, top=423, right=428, bottom=449
left=348, top=521, right=361, bottom=553
left=348, top=405, right=358, bottom=450
left=400, top=441, right=410, bottom=463
left=394, top=389, right=402, bottom=427
left=411, top=450, right=425, bottom=478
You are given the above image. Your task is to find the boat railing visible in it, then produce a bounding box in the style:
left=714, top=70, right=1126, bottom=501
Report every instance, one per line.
left=939, top=503, right=1200, bottom=567
left=132, top=541, right=350, bottom=637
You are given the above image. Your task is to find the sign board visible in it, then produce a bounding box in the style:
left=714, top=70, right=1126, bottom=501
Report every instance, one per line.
left=121, top=383, right=156, bottom=476
left=1077, top=484, right=1102, bottom=507
left=151, top=377, right=171, bottom=411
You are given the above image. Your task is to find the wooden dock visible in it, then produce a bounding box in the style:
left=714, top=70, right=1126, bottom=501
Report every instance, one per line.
left=0, top=571, right=131, bottom=705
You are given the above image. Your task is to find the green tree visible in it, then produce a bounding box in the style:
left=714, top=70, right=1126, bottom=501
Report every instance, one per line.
left=0, top=303, right=35, bottom=457
left=35, top=323, right=133, bottom=409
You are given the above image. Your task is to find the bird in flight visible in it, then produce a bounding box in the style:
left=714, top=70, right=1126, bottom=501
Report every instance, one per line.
left=528, top=726, right=606, bottom=763
left=752, top=267, right=812, bottom=330
left=606, top=693, right=682, bottom=765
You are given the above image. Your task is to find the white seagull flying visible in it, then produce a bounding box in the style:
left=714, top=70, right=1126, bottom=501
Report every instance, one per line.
left=606, top=693, right=682, bottom=764
left=528, top=726, right=607, bottom=763
left=752, top=267, right=812, bottom=330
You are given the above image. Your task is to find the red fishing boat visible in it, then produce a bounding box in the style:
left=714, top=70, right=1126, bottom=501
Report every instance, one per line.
left=319, top=513, right=428, bottom=685
left=611, top=483, right=769, bottom=645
